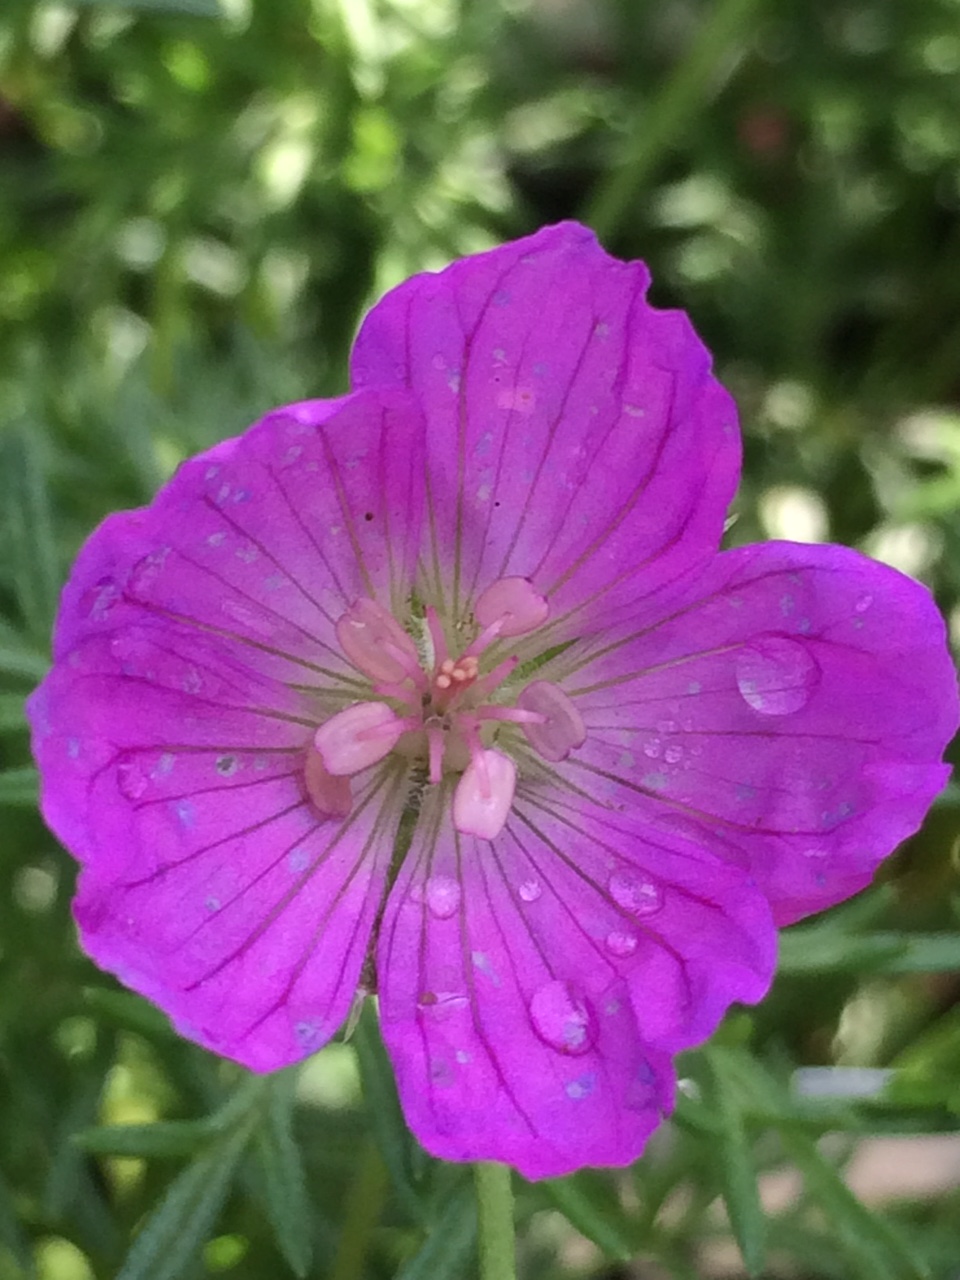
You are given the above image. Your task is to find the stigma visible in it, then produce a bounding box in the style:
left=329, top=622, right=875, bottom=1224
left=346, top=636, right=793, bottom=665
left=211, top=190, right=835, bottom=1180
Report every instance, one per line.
left=305, top=577, right=585, bottom=840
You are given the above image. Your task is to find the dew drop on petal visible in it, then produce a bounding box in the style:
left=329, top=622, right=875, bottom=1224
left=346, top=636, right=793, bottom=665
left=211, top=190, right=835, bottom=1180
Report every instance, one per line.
left=424, top=875, right=461, bottom=920
left=518, top=879, right=542, bottom=903
left=642, top=739, right=662, bottom=759
left=735, top=635, right=820, bottom=715
left=117, top=758, right=148, bottom=800
left=529, top=980, right=596, bottom=1056
left=605, top=929, right=638, bottom=957
left=517, top=680, right=586, bottom=762
left=82, top=576, right=120, bottom=621
left=664, top=744, right=683, bottom=764
left=215, top=754, right=239, bottom=777
left=608, top=871, right=663, bottom=917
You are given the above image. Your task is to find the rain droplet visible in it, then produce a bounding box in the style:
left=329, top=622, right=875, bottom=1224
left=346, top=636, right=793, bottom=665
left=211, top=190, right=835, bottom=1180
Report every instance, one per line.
left=608, top=872, right=663, bottom=917
left=855, top=594, right=873, bottom=613
left=424, top=875, right=461, bottom=920
left=565, top=1072, right=597, bottom=1100
left=417, top=991, right=468, bottom=1021
left=127, top=547, right=170, bottom=596
left=664, top=744, right=683, bottom=764
left=605, top=929, right=638, bottom=958
left=83, top=576, right=120, bottom=621
left=642, top=739, right=662, bottom=759
left=215, top=754, right=239, bottom=777
left=736, top=635, right=820, bottom=716
left=529, top=980, right=596, bottom=1056
left=117, top=759, right=147, bottom=800
left=518, top=879, right=542, bottom=903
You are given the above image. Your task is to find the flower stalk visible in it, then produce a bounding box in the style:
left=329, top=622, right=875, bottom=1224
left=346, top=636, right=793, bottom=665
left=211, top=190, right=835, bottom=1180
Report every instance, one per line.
left=474, top=1161, right=518, bottom=1280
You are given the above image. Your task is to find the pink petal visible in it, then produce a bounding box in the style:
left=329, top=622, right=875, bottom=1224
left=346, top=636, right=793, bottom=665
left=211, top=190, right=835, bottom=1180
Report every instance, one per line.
left=50, top=389, right=425, bottom=688
left=375, top=782, right=771, bottom=1177
left=351, top=222, right=739, bottom=631
left=564, top=541, right=958, bottom=924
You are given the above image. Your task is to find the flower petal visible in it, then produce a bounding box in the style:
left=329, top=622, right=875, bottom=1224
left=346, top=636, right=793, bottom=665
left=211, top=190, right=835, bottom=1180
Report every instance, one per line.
left=376, top=781, right=771, bottom=1177
left=563, top=542, right=958, bottom=924
left=50, top=388, right=425, bottom=687
left=351, top=222, right=739, bottom=630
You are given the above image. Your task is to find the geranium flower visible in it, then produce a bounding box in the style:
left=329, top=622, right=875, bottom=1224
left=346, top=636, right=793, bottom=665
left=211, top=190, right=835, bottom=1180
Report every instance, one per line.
left=28, top=224, right=956, bottom=1179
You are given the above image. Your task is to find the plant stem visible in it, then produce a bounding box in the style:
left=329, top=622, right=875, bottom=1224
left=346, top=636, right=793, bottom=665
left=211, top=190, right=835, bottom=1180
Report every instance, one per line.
left=584, top=0, right=771, bottom=238
left=329, top=1140, right=390, bottom=1280
left=474, top=1161, right=518, bottom=1280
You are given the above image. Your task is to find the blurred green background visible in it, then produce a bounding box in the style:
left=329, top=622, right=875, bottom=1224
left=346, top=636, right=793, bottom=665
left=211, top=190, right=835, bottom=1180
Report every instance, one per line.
left=2, top=0, right=960, bottom=1277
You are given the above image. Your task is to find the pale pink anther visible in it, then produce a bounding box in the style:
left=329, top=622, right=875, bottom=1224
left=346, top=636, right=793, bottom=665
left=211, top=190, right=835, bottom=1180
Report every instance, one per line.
left=314, top=702, right=406, bottom=776
left=452, top=749, right=517, bottom=840
left=336, top=598, right=423, bottom=686
left=303, top=751, right=353, bottom=819
left=475, top=576, right=549, bottom=638
left=516, top=680, right=587, bottom=762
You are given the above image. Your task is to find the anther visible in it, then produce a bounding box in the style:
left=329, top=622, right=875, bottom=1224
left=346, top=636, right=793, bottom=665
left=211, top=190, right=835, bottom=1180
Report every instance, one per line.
left=453, top=750, right=516, bottom=840
left=314, top=702, right=407, bottom=776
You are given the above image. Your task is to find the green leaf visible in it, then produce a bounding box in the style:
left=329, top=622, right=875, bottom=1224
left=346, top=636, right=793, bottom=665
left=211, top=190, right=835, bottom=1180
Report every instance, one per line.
left=0, top=1166, right=36, bottom=1278
left=703, top=1048, right=767, bottom=1278
left=0, top=692, right=26, bottom=731
left=0, top=765, right=38, bottom=806
left=70, top=0, right=221, bottom=13
left=81, top=987, right=178, bottom=1039
left=115, top=1123, right=252, bottom=1280
left=1, top=430, right=61, bottom=644
left=254, top=1073, right=313, bottom=1278
left=779, top=930, right=960, bottom=975
left=779, top=1129, right=930, bottom=1280
left=396, top=1183, right=477, bottom=1280
left=74, top=1121, right=213, bottom=1159
left=352, top=1004, right=426, bottom=1222
left=542, top=1170, right=635, bottom=1261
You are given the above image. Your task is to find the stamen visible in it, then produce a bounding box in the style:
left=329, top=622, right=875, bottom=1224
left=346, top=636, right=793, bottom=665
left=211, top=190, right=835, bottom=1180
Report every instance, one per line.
left=303, top=750, right=353, bottom=819
left=314, top=702, right=406, bottom=776
left=336, top=598, right=422, bottom=685
left=426, top=606, right=449, bottom=667
left=453, top=749, right=516, bottom=840
left=474, top=656, right=519, bottom=698
left=516, top=681, right=586, bottom=762
left=426, top=721, right=444, bottom=784
left=475, top=706, right=547, bottom=725
left=475, top=576, right=549, bottom=638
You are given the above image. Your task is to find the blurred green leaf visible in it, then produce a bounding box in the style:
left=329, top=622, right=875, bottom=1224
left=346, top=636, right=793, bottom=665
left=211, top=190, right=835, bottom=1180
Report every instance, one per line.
left=702, top=1048, right=767, bottom=1277
left=70, top=0, right=221, bottom=13
left=352, top=1004, right=426, bottom=1223
left=0, top=766, right=38, bottom=806
left=115, top=1122, right=252, bottom=1280
left=396, top=1182, right=476, bottom=1280
left=779, top=1129, right=931, bottom=1280
left=779, top=930, right=960, bottom=975
left=254, top=1072, right=313, bottom=1278
left=74, top=1121, right=213, bottom=1159
left=542, top=1170, right=635, bottom=1261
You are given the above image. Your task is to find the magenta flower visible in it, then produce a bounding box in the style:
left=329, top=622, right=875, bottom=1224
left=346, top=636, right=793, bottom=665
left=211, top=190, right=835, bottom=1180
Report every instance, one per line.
left=28, top=224, right=957, bottom=1179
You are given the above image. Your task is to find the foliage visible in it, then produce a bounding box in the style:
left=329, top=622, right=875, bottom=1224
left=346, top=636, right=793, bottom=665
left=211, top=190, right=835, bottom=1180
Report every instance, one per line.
left=1, top=0, right=959, bottom=1275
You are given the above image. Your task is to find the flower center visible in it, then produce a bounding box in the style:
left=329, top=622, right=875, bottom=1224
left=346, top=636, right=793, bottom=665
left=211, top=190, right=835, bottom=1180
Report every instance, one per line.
left=304, top=577, right=585, bottom=840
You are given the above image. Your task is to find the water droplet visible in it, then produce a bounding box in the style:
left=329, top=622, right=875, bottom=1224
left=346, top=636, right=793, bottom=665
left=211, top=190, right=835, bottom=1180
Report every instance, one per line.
left=529, top=980, right=596, bottom=1056
left=657, top=719, right=678, bottom=734
left=642, top=739, right=662, bottom=759
left=565, top=1072, right=597, bottom=1100
left=664, top=744, right=683, bottom=765
left=855, top=594, right=873, bottom=613
left=687, top=680, right=702, bottom=695
left=608, top=872, right=663, bottom=916
left=127, top=547, right=170, bottom=596
left=417, top=991, right=469, bottom=1021
left=424, top=875, right=461, bottom=920
left=802, top=847, right=828, bottom=859
left=83, top=576, right=120, bottom=621
left=215, top=754, right=239, bottom=777
left=605, top=929, right=638, bottom=957
left=736, top=635, right=820, bottom=715
left=518, top=879, right=542, bottom=903
left=117, top=759, right=147, bottom=800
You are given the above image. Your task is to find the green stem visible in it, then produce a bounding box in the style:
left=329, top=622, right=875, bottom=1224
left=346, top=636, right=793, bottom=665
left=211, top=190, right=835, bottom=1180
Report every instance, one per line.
left=474, top=1161, right=517, bottom=1280
left=329, top=1140, right=390, bottom=1280
left=584, top=0, right=771, bottom=238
